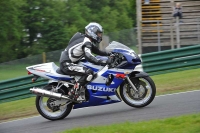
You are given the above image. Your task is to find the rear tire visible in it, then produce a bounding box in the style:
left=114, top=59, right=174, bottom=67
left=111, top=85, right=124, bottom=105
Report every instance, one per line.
left=35, top=84, right=73, bottom=121
left=120, top=76, right=156, bottom=108
left=36, top=96, right=73, bottom=120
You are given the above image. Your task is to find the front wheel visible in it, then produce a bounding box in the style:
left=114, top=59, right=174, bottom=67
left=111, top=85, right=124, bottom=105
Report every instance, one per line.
left=120, top=76, right=156, bottom=108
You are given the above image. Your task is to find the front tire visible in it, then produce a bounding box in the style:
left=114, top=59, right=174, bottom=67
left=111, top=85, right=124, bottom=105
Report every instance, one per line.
left=120, top=76, right=156, bottom=108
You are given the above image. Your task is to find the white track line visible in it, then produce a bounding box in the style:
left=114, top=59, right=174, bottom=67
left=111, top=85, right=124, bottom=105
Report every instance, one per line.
left=156, top=90, right=200, bottom=97
left=0, top=115, right=40, bottom=124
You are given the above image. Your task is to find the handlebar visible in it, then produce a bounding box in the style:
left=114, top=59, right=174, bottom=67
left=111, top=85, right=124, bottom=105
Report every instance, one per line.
left=108, top=52, right=123, bottom=68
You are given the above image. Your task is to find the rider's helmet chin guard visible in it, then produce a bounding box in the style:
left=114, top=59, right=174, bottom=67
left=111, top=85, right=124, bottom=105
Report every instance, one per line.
left=85, top=22, right=103, bottom=44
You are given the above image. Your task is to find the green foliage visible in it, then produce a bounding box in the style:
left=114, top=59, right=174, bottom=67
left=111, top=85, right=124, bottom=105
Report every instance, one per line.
left=0, top=0, right=136, bottom=63
left=21, top=0, right=69, bottom=55
left=0, top=0, right=26, bottom=62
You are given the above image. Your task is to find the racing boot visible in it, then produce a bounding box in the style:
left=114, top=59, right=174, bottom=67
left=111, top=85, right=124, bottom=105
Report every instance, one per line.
left=68, top=83, right=85, bottom=101
left=68, top=83, right=79, bottom=100
left=76, top=86, right=86, bottom=101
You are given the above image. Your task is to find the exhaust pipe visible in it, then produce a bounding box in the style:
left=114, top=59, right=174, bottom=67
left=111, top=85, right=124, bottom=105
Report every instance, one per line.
left=30, top=87, right=70, bottom=100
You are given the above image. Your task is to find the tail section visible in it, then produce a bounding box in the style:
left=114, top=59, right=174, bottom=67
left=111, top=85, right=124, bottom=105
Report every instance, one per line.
left=26, top=62, right=73, bottom=81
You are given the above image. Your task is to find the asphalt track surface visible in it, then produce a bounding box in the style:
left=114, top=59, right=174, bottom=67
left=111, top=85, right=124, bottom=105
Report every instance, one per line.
left=0, top=90, right=200, bottom=133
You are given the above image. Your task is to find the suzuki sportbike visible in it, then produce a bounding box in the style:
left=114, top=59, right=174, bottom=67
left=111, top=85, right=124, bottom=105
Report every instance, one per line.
left=26, top=41, right=156, bottom=121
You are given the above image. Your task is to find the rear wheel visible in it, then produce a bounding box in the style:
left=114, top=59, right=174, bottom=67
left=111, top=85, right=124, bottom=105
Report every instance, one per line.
left=35, top=84, right=73, bottom=120
left=120, top=76, right=156, bottom=108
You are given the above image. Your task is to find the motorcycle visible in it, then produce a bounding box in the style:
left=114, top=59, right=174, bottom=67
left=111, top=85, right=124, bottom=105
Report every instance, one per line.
left=26, top=41, right=156, bottom=121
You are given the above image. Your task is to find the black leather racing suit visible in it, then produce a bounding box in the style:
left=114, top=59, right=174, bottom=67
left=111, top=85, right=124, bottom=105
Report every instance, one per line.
left=59, top=32, right=109, bottom=86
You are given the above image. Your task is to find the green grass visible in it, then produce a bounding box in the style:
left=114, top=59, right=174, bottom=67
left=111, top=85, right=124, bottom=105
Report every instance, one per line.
left=0, top=97, right=37, bottom=121
left=152, top=68, right=200, bottom=95
left=0, top=64, right=28, bottom=81
left=0, top=62, right=60, bottom=81
left=61, top=113, right=200, bottom=133
left=0, top=68, right=200, bottom=123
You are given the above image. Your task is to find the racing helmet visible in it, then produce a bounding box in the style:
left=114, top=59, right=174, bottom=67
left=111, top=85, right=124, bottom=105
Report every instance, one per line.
left=85, top=22, right=103, bottom=43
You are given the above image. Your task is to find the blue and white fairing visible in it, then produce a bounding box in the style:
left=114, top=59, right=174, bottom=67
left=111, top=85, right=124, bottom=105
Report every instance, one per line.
left=74, top=41, right=142, bottom=109
left=74, top=63, right=126, bottom=109
left=106, top=41, right=141, bottom=69
left=26, top=62, right=74, bottom=81
left=26, top=41, right=142, bottom=109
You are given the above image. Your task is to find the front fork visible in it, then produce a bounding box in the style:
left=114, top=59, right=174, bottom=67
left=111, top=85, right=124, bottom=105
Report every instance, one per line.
left=126, top=71, right=149, bottom=92
left=126, top=77, right=138, bottom=92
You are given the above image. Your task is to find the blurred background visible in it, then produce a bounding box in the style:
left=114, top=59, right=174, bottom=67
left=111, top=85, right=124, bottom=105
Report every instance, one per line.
left=0, top=0, right=200, bottom=80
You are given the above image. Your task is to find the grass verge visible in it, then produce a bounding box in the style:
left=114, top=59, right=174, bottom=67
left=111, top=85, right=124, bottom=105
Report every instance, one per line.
left=0, top=64, right=28, bottom=81
left=0, top=68, right=200, bottom=123
left=152, top=68, right=200, bottom=95
left=61, top=113, right=200, bottom=133
left=0, top=97, right=37, bottom=122
left=0, top=62, right=60, bottom=81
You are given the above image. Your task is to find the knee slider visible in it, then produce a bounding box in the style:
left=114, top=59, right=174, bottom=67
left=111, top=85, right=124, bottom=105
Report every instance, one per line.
left=86, top=74, right=93, bottom=81
left=86, top=68, right=94, bottom=81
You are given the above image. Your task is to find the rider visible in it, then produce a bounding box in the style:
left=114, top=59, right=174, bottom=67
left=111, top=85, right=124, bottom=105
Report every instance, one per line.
left=59, top=22, right=113, bottom=101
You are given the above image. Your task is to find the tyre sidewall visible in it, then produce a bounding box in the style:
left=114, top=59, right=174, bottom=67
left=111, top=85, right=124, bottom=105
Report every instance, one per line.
left=35, top=96, right=73, bottom=121
left=120, top=76, right=156, bottom=108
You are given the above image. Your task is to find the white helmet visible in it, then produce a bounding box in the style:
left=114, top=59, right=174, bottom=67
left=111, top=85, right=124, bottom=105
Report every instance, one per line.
left=85, top=22, right=103, bottom=43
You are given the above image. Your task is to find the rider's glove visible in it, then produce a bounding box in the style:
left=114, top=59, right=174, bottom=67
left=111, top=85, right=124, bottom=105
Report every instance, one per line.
left=107, top=52, right=114, bottom=56
left=106, top=56, right=114, bottom=65
left=98, top=59, right=107, bottom=66
left=108, top=52, right=116, bottom=58
left=98, top=57, right=113, bottom=66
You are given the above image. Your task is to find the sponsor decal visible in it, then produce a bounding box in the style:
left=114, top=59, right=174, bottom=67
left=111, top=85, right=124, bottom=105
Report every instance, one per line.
left=35, top=69, right=46, bottom=72
left=30, top=67, right=46, bottom=72
left=87, top=85, right=116, bottom=92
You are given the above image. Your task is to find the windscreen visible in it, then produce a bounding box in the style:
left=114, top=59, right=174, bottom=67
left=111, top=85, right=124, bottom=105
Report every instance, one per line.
left=105, top=41, right=132, bottom=52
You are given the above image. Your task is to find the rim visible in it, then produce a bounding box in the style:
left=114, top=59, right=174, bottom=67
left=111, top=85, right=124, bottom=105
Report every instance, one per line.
left=39, top=97, right=68, bottom=118
left=123, top=78, right=152, bottom=105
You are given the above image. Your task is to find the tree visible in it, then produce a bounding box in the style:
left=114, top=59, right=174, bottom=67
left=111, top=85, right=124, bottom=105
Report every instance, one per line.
left=64, top=0, right=134, bottom=45
left=0, top=0, right=26, bottom=62
left=129, top=0, right=137, bottom=27
left=0, top=0, right=137, bottom=63
left=80, top=0, right=134, bottom=45
left=21, top=0, right=69, bottom=55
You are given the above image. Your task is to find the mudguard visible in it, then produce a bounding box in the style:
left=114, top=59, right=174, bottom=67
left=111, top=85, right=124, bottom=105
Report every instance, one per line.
left=129, top=71, right=149, bottom=78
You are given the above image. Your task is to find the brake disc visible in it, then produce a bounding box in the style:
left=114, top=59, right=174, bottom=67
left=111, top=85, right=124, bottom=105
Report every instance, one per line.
left=47, top=98, right=60, bottom=112
left=127, top=80, right=147, bottom=100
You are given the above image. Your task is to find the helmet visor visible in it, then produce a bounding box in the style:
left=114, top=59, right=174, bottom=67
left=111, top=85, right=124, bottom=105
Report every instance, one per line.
left=97, top=31, right=103, bottom=38
left=96, top=31, right=103, bottom=43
